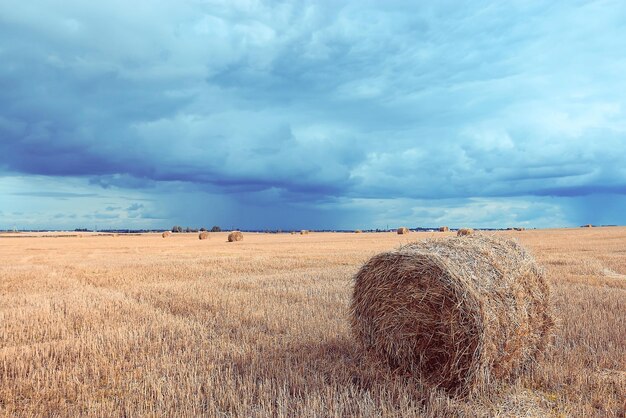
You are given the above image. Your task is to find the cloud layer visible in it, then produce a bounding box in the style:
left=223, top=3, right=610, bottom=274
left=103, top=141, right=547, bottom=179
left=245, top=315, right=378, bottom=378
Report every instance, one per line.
left=1, top=1, right=625, bottom=229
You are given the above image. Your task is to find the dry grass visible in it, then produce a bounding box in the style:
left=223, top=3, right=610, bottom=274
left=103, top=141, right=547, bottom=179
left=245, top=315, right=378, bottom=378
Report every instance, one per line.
left=1, top=228, right=625, bottom=416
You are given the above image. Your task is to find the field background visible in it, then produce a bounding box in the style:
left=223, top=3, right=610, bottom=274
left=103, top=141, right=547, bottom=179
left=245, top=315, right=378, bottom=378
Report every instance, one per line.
left=1, top=228, right=624, bottom=416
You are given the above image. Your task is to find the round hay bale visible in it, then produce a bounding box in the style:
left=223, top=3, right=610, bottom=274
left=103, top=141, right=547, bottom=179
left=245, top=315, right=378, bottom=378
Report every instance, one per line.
left=162, top=231, right=171, bottom=238
left=228, top=231, right=243, bottom=242
left=439, top=226, right=449, bottom=232
left=457, top=228, right=473, bottom=236
left=198, top=231, right=210, bottom=240
left=350, top=234, right=553, bottom=395
left=355, top=229, right=363, bottom=234
left=397, top=227, right=409, bottom=235
left=300, top=230, right=309, bottom=235
left=583, top=224, right=593, bottom=228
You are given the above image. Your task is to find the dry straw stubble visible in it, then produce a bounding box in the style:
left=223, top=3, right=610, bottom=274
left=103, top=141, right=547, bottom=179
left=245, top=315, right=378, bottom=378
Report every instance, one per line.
left=350, top=234, right=554, bottom=395
left=228, top=231, right=244, bottom=242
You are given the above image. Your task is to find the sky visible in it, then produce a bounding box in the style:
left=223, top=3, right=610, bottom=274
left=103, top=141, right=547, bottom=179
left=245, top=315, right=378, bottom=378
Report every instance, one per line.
left=1, top=0, right=626, bottom=230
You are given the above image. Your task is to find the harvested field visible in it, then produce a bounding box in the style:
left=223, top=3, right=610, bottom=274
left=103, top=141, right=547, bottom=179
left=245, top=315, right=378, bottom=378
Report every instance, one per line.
left=0, top=228, right=624, bottom=416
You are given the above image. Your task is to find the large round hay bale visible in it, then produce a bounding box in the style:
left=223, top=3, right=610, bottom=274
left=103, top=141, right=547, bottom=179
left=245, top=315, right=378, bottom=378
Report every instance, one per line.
left=162, top=231, right=171, bottom=238
left=350, top=234, right=553, bottom=395
left=228, top=231, right=243, bottom=242
left=198, top=231, right=210, bottom=240
left=355, top=229, right=363, bottom=234
left=439, top=226, right=449, bottom=232
left=397, top=227, right=409, bottom=234
left=457, top=228, right=473, bottom=236
left=300, top=230, right=309, bottom=235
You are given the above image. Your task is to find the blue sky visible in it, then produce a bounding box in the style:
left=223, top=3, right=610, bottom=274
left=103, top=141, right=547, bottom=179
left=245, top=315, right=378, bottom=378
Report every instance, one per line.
left=1, top=1, right=625, bottom=230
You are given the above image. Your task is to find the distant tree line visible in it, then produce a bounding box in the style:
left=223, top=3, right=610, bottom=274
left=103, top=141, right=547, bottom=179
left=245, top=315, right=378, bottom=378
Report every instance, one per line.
left=171, top=225, right=221, bottom=233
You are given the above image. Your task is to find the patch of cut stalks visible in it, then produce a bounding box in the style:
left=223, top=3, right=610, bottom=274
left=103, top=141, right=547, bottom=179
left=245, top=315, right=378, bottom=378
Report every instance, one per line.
left=457, top=228, right=473, bottom=236
left=350, top=234, right=554, bottom=396
left=397, top=227, right=409, bottom=235
left=162, top=231, right=171, bottom=238
left=228, top=231, right=243, bottom=242
left=439, top=226, right=449, bottom=232
left=198, top=231, right=210, bottom=240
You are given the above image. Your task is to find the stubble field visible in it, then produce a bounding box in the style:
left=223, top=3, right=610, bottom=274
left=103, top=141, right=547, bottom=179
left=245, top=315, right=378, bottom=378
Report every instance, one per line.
left=1, top=228, right=625, bottom=417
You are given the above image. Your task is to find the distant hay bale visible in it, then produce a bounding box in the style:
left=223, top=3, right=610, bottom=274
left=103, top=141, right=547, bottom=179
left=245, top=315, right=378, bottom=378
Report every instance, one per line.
left=457, top=228, right=473, bottom=236
left=514, top=227, right=526, bottom=231
left=300, top=230, right=309, bottom=235
left=439, top=226, right=449, bottom=232
left=228, top=231, right=243, bottom=242
left=350, top=234, right=553, bottom=395
left=355, top=229, right=363, bottom=233
left=397, top=227, right=409, bottom=234
left=162, top=231, right=171, bottom=238
left=198, top=231, right=210, bottom=240
left=290, top=231, right=296, bottom=235
left=583, top=224, right=593, bottom=228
